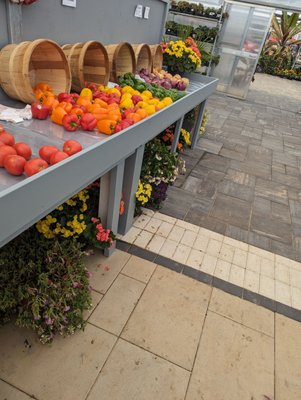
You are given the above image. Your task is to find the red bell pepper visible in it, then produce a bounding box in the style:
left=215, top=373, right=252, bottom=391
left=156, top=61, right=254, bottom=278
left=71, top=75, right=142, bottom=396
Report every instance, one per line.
left=58, top=92, right=72, bottom=103
left=31, top=102, right=50, bottom=120
left=80, top=113, right=97, bottom=131
left=62, top=114, right=79, bottom=132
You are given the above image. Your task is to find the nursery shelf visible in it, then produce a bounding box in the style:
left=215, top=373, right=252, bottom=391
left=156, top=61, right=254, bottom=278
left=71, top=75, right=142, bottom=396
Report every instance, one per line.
left=0, top=74, right=218, bottom=248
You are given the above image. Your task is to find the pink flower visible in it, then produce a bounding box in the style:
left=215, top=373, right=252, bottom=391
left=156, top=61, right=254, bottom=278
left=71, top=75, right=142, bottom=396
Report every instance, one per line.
left=72, top=282, right=81, bottom=289
left=91, top=217, right=99, bottom=223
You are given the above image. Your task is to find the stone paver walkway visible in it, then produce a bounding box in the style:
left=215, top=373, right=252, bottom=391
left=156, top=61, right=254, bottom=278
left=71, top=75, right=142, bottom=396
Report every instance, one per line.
left=1, top=249, right=301, bottom=400
left=161, top=74, right=301, bottom=262
left=120, top=209, right=301, bottom=311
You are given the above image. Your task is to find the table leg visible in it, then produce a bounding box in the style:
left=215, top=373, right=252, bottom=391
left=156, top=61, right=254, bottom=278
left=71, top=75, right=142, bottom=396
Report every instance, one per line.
left=99, top=160, right=125, bottom=256
left=170, top=115, right=184, bottom=153
left=190, top=99, right=207, bottom=149
left=118, top=145, right=145, bottom=235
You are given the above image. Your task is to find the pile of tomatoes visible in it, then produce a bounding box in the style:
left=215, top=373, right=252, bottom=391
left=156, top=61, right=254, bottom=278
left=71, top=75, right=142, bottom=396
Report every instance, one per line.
left=0, top=123, right=82, bottom=177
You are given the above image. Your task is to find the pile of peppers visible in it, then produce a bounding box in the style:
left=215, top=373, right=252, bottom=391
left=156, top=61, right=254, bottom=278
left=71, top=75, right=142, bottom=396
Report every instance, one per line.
left=31, top=84, right=97, bottom=132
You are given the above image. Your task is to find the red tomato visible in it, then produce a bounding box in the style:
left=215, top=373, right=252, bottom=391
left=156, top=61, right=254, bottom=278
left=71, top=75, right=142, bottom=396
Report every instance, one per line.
left=0, top=132, right=15, bottom=146
left=50, top=151, right=69, bottom=165
left=63, top=139, right=83, bottom=156
left=39, top=145, right=60, bottom=163
left=4, top=155, right=26, bottom=176
left=0, top=145, right=17, bottom=167
left=0, top=141, right=4, bottom=147
left=0, top=124, right=5, bottom=133
left=14, top=142, right=32, bottom=160
left=24, top=158, right=48, bottom=177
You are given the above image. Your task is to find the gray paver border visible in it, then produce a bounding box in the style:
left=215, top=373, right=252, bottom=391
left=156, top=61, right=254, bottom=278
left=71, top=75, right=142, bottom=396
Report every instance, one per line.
left=117, top=240, right=301, bottom=323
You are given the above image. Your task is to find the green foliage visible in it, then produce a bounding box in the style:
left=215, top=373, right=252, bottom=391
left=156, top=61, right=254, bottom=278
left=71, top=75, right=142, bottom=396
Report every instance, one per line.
left=0, top=227, right=92, bottom=344
left=261, top=11, right=301, bottom=73
left=141, top=138, right=180, bottom=186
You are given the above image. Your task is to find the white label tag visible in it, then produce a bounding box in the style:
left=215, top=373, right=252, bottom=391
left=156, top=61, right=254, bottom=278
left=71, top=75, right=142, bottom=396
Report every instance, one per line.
left=134, top=5, right=143, bottom=18
left=144, top=7, right=150, bottom=19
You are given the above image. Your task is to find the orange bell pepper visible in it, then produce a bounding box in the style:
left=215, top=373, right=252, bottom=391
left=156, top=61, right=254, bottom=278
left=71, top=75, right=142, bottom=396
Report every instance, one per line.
left=58, top=101, right=73, bottom=113
left=97, top=119, right=117, bottom=135
left=126, top=113, right=141, bottom=123
left=87, top=103, right=102, bottom=114
left=77, top=96, right=92, bottom=109
left=94, top=98, right=109, bottom=108
left=70, top=107, right=85, bottom=120
left=136, top=108, right=148, bottom=120
left=51, top=106, right=67, bottom=125
left=43, top=97, right=59, bottom=111
left=34, top=82, right=52, bottom=92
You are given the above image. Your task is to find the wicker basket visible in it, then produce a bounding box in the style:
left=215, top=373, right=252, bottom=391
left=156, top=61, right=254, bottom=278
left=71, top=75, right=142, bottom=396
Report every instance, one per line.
left=0, top=39, right=71, bottom=104
left=62, top=41, right=109, bottom=92
left=132, top=44, right=152, bottom=72
left=149, top=44, right=163, bottom=71
left=105, top=42, right=136, bottom=82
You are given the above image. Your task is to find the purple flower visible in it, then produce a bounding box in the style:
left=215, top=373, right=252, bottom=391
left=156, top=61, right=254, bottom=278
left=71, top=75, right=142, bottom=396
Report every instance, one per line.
left=72, top=282, right=81, bottom=289
left=86, top=271, right=93, bottom=279
left=44, top=316, right=53, bottom=326
left=64, top=305, right=70, bottom=312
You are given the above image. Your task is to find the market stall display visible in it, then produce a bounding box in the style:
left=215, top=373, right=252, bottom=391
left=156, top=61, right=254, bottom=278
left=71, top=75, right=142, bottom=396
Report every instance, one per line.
left=0, top=73, right=218, bottom=248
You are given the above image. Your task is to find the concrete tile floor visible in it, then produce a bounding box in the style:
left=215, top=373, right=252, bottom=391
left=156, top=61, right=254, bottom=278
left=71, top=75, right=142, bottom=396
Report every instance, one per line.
left=122, top=210, right=301, bottom=309
left=1, top=249, right=301, bottom=400
left=161, top=74, right=301, bottom=262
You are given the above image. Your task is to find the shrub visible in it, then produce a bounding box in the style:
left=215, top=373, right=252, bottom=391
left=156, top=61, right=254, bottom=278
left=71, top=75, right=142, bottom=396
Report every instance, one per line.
left=0, top=227, right=92, bottom=344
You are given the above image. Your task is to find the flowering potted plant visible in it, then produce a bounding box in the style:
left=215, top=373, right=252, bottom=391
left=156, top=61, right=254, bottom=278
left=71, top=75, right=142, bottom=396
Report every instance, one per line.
left=162, top=37, right=201, bottom=74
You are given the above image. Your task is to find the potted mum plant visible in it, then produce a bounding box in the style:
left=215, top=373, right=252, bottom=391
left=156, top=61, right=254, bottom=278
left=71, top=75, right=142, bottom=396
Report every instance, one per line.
left=162, top=37, right=201, bottom=74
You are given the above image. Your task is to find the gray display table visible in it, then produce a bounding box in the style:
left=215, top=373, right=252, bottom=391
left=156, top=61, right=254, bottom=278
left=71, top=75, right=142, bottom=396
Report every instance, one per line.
left=0, top=74, right=218, bottom=249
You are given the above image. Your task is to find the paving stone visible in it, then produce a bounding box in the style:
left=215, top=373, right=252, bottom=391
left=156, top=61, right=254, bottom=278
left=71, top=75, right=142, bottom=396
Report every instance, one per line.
left=219, top=148, right=246, bottom=161
left=230, top=159, right=271, bottom=180
left=273, top=151, right=298, bottom=167
left=272, top=171, right=301, bottom=189
left=210, top=194, right=251, bottom=230
left=251, top=212, right=292, bottom=244
left=186, top=312, right=274, bottom=400
left=195, top=215, right=227, bottom=235
left=271, top=202, right=291, bottom=223
left=121, top=267, right=211, bottom=370
left=247, top=144, right=272, bottom=165
left=248, top=231, right=271, bottom=251
left=224, top=168, right=256, bottom=187
left=217, top=180, right=254, bottom=202
left=255, top=178, right=288, bottom=205
left=270, top=239, right=296, bottom=260
left=0, top=380, right=32, bottom=400
left=198, top=153, right=230, bottom=173
left=0, top=323, right=116, bottom=400
left=88, top=339, right=190, bottom=400
left=275, top=315, right=301, bottom=400
left=196, top=138, right=223, bottom=154
left=225, top=225, right=249, bottom=243
left=190, top=196, right=214, bottom=214
left=196, top=180, right=217, bottom=199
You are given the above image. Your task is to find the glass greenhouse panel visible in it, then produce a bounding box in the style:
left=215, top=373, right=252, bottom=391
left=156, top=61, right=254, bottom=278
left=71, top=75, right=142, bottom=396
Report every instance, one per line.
left=212, top=1, right=274, bottom=98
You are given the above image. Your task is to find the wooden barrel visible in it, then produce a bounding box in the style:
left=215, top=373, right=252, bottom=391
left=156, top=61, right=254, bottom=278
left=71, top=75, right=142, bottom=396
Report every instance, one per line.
left=105, top=43, right=136, bottom=82
left=62, top=41, right=109, bottom=92
left=0, top=39, right=71, bottom=104
left=150, top=44, right=163, bottom=71
left=132, top=44, right=152, bottom=72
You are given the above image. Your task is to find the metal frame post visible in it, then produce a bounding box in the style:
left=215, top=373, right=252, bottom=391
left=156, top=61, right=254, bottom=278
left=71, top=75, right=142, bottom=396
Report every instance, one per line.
left=190, top=99, right=207, bottom=149
left=118, top=145, right=145, bottom=235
